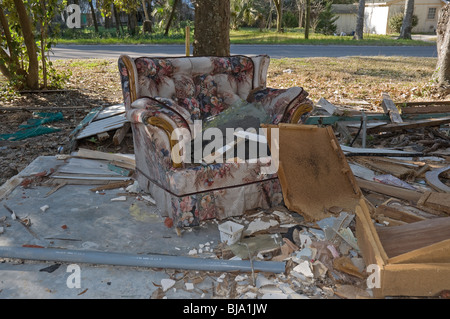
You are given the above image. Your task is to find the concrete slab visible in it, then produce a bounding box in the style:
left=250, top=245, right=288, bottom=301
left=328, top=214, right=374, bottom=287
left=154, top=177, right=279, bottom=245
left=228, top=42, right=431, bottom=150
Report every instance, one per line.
left=0, top=156, right=238, bottom=299
left=0, top=155, right=349, bottom=302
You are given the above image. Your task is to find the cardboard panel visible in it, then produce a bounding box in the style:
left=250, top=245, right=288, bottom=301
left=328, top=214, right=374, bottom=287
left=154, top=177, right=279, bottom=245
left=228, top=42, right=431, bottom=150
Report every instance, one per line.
left=264, top=124, right=362, bottom=221
left=383, top=263, right=450, bottom=297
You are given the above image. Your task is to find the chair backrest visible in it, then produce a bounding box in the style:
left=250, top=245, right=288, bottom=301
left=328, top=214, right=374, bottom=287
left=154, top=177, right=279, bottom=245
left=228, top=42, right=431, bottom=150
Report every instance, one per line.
left=119, top=55, right=270, bottom=121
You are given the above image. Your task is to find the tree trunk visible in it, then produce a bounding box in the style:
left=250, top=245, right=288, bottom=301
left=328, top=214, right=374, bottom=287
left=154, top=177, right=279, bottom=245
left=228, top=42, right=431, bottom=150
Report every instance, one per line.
left=398, top=0, right=415, bottom=39
left=297, top=2, right=304, bottom=28
left=193, top=0, right=230, bottom=56
left=274, top=0, right=283, bottom=32
left=105, top=16, right=111, bottom=29
left=142, top=0, right=152, bottom=33
left=40, top=0, right=48, bottom=89
left=305, top=0, right=310, bottom=39
left=113, top=4, right=122, bottom=34
left=14, top=0, right=39, bottom=89
left=435, top=4, right=450, bottom=87
left=142, top=0, right=150, bottom=20
left=0, top=9, right=20, bottom=72
left=164, top=0, right=180, bottom=36
left=355, top=0, right=365, bottom=40
left=88, top=0, right=99, bottom=32
left=127, top=11, right=139, bottom=36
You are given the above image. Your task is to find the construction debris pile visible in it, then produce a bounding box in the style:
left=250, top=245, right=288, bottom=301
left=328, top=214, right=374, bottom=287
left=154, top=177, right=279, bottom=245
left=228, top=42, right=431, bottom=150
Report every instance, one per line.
left=0, top=94, right=450, bottom=299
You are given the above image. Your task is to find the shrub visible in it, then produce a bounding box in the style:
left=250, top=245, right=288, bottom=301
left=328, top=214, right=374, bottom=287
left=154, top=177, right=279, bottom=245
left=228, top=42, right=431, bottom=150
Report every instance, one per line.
left=316, top=1, right=338, bottom=35
left=388, top=12, right=419, bottom=33
left=282, top=11, right=299, bottom=29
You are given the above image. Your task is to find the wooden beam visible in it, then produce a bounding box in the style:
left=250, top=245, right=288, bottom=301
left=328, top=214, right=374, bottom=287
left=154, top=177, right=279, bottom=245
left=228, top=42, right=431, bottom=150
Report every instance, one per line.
left=75, top=148, right=135, bottom=167
left=305, top=113, right=450, bottom=126
left=305, top=114, right=390, bottom=125
left=375, top=204, right=426, bottom=223
left=381, top=92, right=403, bottom=124
left=367, top=116, right=450, bottom=134
left=113, top=122, right=131, bottom=146
left=400, top=104, right=450, bottom=114
left=356, top=177, right=423, bottom=203
left=418, top=191, right=450, bottom=214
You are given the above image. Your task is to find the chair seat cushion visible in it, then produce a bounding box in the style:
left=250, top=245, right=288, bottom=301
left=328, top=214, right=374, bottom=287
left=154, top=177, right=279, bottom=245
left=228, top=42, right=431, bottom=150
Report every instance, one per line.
left=163, top=159, right=278, bottom=196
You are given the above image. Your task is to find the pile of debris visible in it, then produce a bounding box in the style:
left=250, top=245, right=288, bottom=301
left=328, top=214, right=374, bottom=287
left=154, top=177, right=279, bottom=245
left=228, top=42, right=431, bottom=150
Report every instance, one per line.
left=1, top=94, right=449, bottom=299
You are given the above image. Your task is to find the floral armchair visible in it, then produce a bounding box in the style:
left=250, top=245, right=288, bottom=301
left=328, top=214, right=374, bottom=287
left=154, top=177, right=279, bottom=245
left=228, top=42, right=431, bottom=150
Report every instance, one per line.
left=118, top=54, right=313, bottom=227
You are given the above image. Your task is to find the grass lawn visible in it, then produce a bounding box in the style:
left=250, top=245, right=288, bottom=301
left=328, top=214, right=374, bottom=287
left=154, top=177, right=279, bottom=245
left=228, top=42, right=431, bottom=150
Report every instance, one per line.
left=53, top=26, right=434, bottom=46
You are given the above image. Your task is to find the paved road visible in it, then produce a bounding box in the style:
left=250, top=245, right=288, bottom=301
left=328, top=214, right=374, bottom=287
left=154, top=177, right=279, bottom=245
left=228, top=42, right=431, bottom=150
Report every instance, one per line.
left=50, top=44, right=437, bottom=60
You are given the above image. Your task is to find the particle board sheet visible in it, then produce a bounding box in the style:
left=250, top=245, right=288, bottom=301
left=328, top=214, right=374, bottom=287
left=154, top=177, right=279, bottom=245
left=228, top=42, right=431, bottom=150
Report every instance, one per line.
left=263, top=124, right=362, bottom=221
left=375, top=217, right=450, bottom=260
left=355, top=199, right=450, bottom=297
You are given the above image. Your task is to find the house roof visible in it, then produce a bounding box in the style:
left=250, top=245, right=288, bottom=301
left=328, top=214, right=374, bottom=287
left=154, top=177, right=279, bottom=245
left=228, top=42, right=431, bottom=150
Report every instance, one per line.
left=331, top=4, right=359, bottom=14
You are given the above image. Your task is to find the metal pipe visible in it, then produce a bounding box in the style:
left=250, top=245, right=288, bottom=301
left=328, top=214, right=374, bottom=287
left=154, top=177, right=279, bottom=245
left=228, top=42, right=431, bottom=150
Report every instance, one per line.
left=362, top=111, right=367, bottom=148
left=0, top=246, right=286, bottom=273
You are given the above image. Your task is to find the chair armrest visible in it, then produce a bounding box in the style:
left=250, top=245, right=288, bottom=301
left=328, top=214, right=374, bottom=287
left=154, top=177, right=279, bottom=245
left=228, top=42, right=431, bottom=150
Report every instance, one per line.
left=247, top=87, right=314, bottom=124
left=127, top=98, right=192, bottom=169
left=129, top=97, right=193, bottom=127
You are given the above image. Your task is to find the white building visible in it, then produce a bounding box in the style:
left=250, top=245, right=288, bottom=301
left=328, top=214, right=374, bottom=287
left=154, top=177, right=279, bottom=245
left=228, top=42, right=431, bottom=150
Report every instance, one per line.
left=333, top=0, right=447, bottom=35
left=365, top=0, right=447, bottom=34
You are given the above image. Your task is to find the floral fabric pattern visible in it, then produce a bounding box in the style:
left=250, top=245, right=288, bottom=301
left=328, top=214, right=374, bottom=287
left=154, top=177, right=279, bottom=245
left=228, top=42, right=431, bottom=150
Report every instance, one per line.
left=118, top=54, right=313, bottom=227
left=118, top=58, right=131, bottom=109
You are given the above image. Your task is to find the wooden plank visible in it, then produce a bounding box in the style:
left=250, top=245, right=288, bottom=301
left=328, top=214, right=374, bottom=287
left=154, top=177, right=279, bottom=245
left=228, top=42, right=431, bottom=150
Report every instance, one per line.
left=341, top=145, right=418, bottom=156
left=44, top=182, right=68, bottom=198
left=356, top=177, right=423, bottom=203
left=89, top=180, right=134, bottom=192
left=425, top=165, right=450, bottom=193
left=355, top=200, right=388, bottom=266
left=305, top=112, right=450, bottom=126
left=75, top=148, right=135, bottom=167
left=381, top=92, right=403, bottom=124
left=396, top=100, right=450, bottom=115
left=113, top=122, right=131, bottom=146
left=376, top=217, right=450, bottom=258
left=305, top=114, right=390, bottom=125
left=388, top=239, right=450, bottom=264
left=397, top=100, right=450, bottom=106
left=375, top=204, right=426, bottom=223
left=51, top=173, right=131, bottom=181
left=354, top=158, right=416, bottom=178
left=316, top=97, right=343, bottom=115
left=418, top=191, right=450, bottom=214
left=400, top=104, right=450, bottom=114
left=0, top=175, right=24, bottom=200
left=367, top=116, right=450, bottom=134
